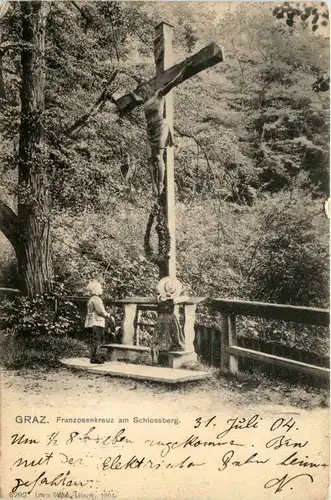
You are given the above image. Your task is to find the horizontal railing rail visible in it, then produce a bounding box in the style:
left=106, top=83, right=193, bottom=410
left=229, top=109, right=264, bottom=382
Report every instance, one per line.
left=228, top=345, right=330, bottom=379
left=207, top=298, right=329, bottom=380
left=207, top=298, right=330, bottom=326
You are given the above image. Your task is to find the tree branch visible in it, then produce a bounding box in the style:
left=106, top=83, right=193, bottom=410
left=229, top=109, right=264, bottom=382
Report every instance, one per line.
left=174, top=126, right=231, bottom=244
left=65, top=70, right=119, bottom=137
left=71, top=1, right=93, bottom=28
left=64, top=68, right=158, bottom=139
left=0, top=40, right=20, bottom=56
left=174, top=126, right=217, bottom=183
left=0, top=199, right=20, bottom=249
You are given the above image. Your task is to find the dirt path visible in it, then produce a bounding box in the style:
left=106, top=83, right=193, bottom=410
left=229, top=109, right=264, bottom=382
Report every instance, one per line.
left=1, top=367, right=330, bottom=500
left=1, top=365, right=329, bottom=412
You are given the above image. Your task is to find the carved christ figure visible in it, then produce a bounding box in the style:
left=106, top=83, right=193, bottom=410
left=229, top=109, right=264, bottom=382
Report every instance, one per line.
left=130, top=64, right=189, bottom=196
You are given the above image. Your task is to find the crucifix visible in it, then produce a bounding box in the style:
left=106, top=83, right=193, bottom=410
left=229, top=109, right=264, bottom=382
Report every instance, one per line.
left=117, top=22, right=223, bottom=280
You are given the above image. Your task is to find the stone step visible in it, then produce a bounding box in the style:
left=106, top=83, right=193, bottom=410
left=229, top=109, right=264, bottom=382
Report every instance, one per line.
left=102, top=343, right=150, bottom=352
left=61, top=358, right=211, bottom=384
left=102, top=344, right=186, bottom=355
left=102, top=343, right=149, bottom=362
left=101, top=344, right=197, bottom=368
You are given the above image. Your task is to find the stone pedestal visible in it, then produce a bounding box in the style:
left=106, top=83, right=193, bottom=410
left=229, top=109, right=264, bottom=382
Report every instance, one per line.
left=122, top=303, right=137, bottom=344
left=183, top=303, right=197, bottom=352
left=115, top=297, right=205, bottom=368
left=160, top=350, right=197, bottom=369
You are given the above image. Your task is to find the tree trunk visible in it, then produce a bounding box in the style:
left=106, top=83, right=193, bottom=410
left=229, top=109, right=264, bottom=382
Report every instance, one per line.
left=0, top=54, right=5, bottom=100
left=17, top=1, right=52, bottom=296
left=0, top=2, right=9, bottom=100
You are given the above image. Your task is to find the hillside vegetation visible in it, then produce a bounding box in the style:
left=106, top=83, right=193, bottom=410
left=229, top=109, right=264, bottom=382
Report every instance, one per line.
left=0, top=1, right=329, bottom=309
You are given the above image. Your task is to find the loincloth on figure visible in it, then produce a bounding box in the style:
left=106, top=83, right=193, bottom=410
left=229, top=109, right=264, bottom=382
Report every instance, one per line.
left=147, top=117, right=174, bottom=154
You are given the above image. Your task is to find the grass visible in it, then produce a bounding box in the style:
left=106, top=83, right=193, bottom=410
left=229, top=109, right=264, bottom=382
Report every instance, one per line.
left=0, top=330, right=89, bottom=369
left=216, top=368, right=330, bottom=410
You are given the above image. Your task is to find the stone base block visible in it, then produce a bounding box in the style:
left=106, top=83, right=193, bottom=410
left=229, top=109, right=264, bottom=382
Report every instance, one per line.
left=160, top=351, right=197, bottom=369
left=102, top=344, right=198, bottom=369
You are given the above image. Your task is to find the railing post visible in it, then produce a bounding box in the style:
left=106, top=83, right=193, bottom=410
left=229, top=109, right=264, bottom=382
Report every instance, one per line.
left=195, top=324, right=201, bottom=354
left=229, top=314, right=238, bottom=373
left=135, top=308, right=142, bottom=346
left=210, top=327, right=215, bottom=366
left=220, top=314, right=238, bottom=373
left=220, top=314, right=229, bottom=372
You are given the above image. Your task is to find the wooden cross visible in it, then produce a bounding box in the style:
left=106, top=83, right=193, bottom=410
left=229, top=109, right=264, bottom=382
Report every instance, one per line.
left=117, top=23, right=223, bottom=279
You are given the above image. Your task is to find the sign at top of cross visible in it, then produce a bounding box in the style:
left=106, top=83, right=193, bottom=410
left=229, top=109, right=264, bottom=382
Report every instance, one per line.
left=117, top=23, right=223, bottom=280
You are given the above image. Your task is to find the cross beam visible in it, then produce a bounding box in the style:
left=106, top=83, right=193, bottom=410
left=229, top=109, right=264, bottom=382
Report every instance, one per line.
left=116, top=42, right=223, bottom=115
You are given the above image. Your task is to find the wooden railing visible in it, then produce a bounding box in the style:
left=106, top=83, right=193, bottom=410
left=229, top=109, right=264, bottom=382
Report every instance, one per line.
left=1, top=289, right=329, bottom=381
left=207, top=298, right=330, bottom=380
left=194, top=325, right=329, bottom=369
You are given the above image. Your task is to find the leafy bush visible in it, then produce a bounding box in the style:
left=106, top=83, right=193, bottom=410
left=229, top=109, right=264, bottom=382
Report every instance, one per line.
left=52, top=206, right=159, bottom=297
left=237, top=317, right=329, bottom=357
left=242, top=191, right=329, bottom=307
left=0, top=283, right=85, bottom=367
left=0, top=286, right=81, bottom=337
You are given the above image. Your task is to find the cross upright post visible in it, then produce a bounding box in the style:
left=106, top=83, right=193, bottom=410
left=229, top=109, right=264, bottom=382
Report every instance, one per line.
left=154, top=22, right=176, bottom=279
left=116, top=25, right=223, bottom=280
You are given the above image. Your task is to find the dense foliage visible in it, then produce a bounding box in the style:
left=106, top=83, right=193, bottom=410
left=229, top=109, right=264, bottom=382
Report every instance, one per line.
left=272, top=1, right=329, bottom=30
left=0, top=287, right=86, bottom=367
left=0, top=2, right=329, bottom=312
left=0, top=289, right=80, bottom=337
